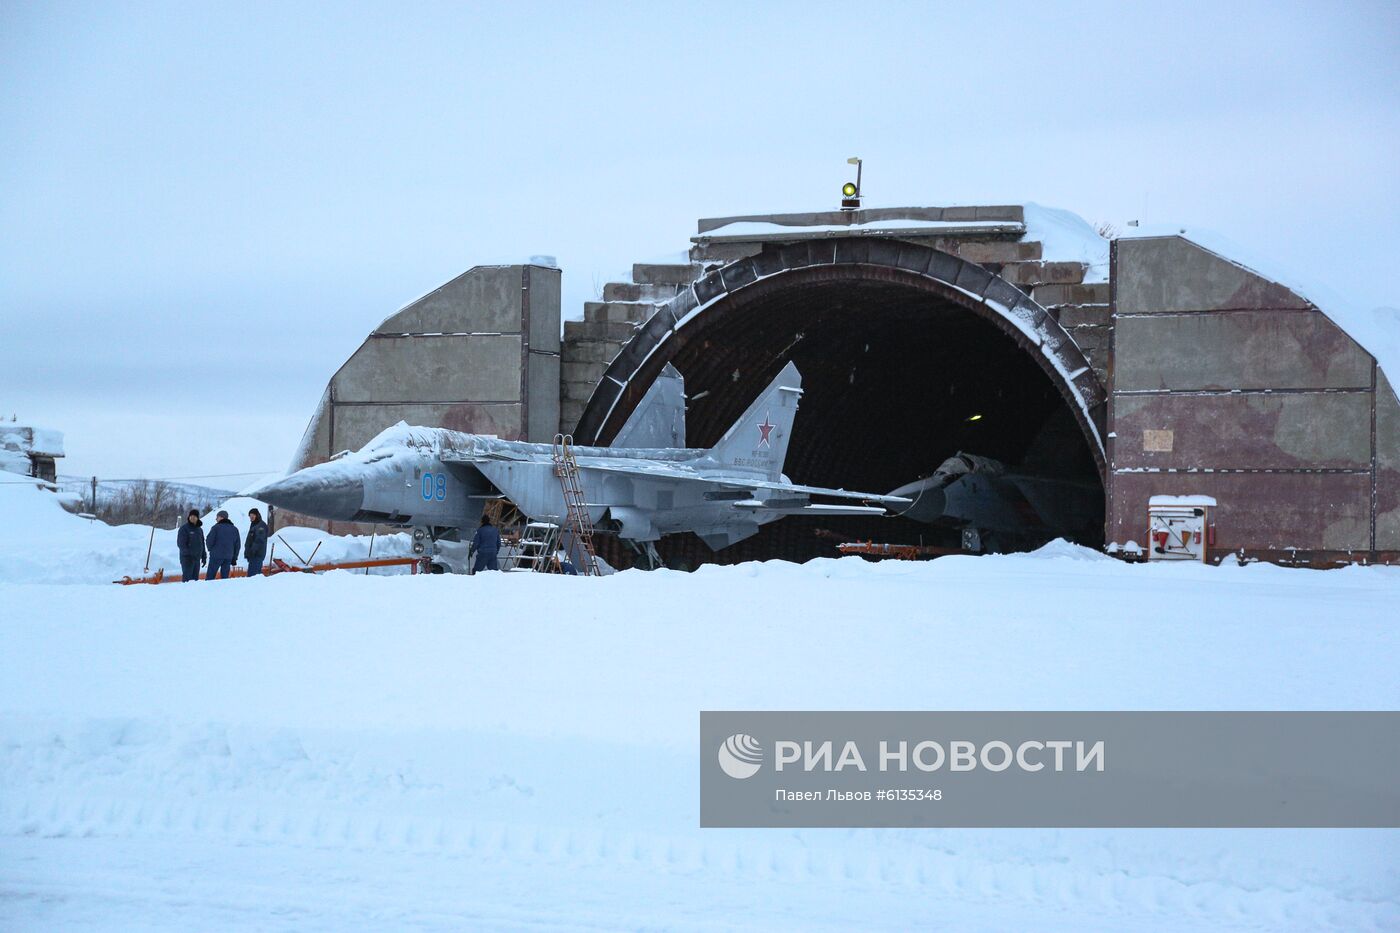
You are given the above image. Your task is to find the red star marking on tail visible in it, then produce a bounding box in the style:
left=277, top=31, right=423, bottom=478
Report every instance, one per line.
left=757, top=413, right=776, bottom=448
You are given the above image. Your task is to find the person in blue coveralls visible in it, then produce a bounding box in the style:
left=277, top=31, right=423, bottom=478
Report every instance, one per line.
left=244, top=508, right=269, bottom=578
left=176, top=509, right=206, bottom=582
left=205, top=510, right=241, bottom=580
left=471, top=515, right=501, bottom=572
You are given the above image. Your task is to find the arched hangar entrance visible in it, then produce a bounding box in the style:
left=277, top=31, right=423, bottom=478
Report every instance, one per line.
left=576, top=239, right=1108, bottom=566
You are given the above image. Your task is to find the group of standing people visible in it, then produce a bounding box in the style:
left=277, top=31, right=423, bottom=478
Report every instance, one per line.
left=176, top=508, right=270, bottom=582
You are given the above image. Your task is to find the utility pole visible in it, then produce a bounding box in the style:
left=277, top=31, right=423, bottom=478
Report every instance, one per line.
left=90, top=476, right=97, bottom=514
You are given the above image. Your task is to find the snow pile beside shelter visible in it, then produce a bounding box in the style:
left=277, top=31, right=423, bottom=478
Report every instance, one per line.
left=1022, top=202, right=1111, bottom=282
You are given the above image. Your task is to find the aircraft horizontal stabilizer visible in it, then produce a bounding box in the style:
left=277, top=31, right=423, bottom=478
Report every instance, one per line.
left=731, top=501, right=889, bottom=517
left=786, top=503, right=889, bottom=516
left=754, top=480, right=910, bottom=507
left=578, top=461, right=909, bottom=508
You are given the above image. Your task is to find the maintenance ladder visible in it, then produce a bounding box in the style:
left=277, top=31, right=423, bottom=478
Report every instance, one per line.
left=552, top=434, right=600, bottom=576
left=505, top=521, right=561, bottom=572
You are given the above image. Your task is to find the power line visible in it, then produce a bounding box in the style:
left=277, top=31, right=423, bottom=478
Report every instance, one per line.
left=3, top=470, right=278, bottom=486
left=56, top=471, right=280, bottom=483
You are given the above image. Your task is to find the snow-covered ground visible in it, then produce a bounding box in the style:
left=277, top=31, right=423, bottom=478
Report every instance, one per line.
left=1, top=482, right=1397, bottom=930
left=0, top=480, right=411, bottom=585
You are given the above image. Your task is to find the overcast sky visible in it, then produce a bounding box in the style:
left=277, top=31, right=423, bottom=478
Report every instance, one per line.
left=3, top=0, right=1397, bottom=483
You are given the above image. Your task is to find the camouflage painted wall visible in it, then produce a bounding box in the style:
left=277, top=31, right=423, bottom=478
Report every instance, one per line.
left=1376, top=372, right=1400, bottom=550
left=1107, top=237, right=1388, bottom=561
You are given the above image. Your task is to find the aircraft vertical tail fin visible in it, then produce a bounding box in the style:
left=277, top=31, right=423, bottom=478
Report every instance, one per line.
left=707, top=361, right=802, bottom=481
left=612, top=363, right=686, bottom=448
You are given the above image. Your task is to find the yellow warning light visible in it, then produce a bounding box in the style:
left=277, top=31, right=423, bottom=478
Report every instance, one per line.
left=842, top=182, right=858, bottom=198
left=967, top=413, right=984, bottom=422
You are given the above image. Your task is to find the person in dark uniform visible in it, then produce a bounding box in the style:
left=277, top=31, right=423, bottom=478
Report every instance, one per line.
left=205, top=510, right=241, bottom=580
left=176, top=509, right=206, bottom=582
left=244, top=508, right=269, bottom=578
left=471, top=515, right=501, bottom=572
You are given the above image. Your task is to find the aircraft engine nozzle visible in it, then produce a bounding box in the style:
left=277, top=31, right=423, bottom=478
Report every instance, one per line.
left=250, top=465, right=367, bottom=522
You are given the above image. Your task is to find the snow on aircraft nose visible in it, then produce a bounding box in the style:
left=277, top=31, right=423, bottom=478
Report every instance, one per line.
left=251, top=464, right=366, bottom=521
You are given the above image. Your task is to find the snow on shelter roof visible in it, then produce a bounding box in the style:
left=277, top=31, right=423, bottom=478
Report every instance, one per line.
left=690, top=203, right=1112, bottom=281
left=693, top=217, right=1023, bottom=242
left=694, top=203, right=1393, bottom=391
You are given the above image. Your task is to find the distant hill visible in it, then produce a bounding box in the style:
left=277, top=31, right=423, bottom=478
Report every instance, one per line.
left=55, top=477, right=234, bottom=526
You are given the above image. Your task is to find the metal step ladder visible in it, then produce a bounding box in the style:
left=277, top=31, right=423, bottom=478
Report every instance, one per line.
left=503, top=521, right=560, bottom=572
left=552, top=434, right=600, bottom=576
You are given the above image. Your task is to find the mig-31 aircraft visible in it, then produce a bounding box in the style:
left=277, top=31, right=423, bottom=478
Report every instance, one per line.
left=888, top=450, right=1103, bottom=552
left=252, top=362, right=909, bottom=569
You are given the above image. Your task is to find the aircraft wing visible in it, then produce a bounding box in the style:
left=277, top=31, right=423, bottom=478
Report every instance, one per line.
left=578, top=461, right=911, bottom=508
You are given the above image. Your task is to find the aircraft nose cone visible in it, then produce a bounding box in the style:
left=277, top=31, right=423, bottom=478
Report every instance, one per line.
left=888, top=477, right=947, bottom=523
left=251, top=466, right=366, bottom=521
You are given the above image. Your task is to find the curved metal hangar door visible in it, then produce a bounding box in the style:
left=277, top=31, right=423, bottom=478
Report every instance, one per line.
left=577, top=245, right=1106, bottom=568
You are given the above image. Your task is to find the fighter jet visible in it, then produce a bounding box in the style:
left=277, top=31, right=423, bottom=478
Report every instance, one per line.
left=889, top=451, right=1101, bottom=552
left=252, top=362, right=909, bottom=568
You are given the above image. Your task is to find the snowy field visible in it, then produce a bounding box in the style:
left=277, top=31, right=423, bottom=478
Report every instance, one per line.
left=0, top=482, right=412, bottom=586
left=1, top=482, right=1398, bottom=930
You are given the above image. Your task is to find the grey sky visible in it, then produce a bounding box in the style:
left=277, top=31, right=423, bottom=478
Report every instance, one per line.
left=2, top=0, right=1397, bottom=481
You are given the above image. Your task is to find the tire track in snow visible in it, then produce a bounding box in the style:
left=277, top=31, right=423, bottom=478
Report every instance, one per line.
left=3, top=788, right=1394, bottom=931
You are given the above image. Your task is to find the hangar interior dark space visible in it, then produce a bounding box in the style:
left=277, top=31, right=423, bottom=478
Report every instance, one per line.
left=597, top=266, right=1105, bottom=568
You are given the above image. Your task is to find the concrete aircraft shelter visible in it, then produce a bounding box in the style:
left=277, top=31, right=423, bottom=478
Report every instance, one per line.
left=288, top=204, right=1399, bottom=568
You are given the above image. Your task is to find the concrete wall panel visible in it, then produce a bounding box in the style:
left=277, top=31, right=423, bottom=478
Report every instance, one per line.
left=330, top=402, right=522, bottom=454
left=1114, top=311, right=1373, bottom=391
left=334, top=335, right=522, bottom=403
left=1377, top=371, right=1400, bottom=549
left=283, top=263, right=563, bottom=530
left=527, top=353, right=561, bottom=442
left=1108, top=472, right=1372, bottom=551
left=293, top=387, right=334, bottom=463
left=1377, top=371, right=1399, bottom=472
left=1116, top=237, right=1311, bottom=313
left=1378, top=488, right=1400, bottom=551
left=376, top=266, right=523, bottom=335
left=1109, top=236, right=1385, bottom=559
left=1112, top=392, right=1372, bottom=470
left=528, top=267, right=562, bottom=353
